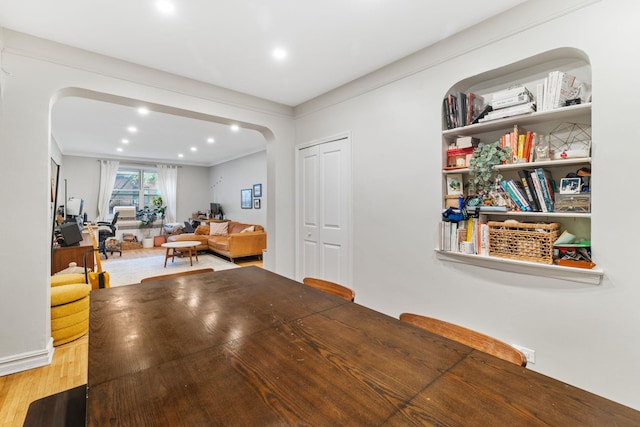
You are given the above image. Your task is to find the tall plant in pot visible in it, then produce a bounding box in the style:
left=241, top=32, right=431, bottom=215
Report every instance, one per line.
left=138, top=207, right=157, bottom=248
left=468, top=141, right=511, bottom=200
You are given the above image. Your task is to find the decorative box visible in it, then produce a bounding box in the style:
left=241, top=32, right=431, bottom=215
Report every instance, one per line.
left=554, top=193, right=591, bottom=213
left=446, top=147, right=475, bottom=168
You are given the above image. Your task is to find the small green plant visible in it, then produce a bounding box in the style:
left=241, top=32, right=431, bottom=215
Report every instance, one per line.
left=468, top=141, right=511, bottom=195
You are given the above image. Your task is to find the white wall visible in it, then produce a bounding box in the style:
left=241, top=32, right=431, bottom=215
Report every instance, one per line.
left=294, top=0, right=640, bottom=410
left=0, top=29, right=296, bottom=378
left=209, top=150, right=267, bottom=227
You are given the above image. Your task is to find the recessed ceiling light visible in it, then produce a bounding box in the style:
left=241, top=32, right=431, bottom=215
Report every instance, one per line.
left=121, top=139, right=129, bottom=144
left=178, top=153, right=184, bottom=158
left=116, top=147, right=123, bottom=152
left=230, top=124, right=240, bottom=132
left=190, top=147, right=197, bottom=152
left=137, top=107, right=149, bottom=115
left=156, top=0, right=175, bottom=14
left=127, top=126, right=137, bottom=133
left=207, top=138, right=215, bottom=143
left=273, top=48, right=287, bottom=60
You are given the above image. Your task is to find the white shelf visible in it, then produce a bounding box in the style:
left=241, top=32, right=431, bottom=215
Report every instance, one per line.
left=442, top=103, right=591, bottom=137
left=435, top=250, right=603, bottom=285
left=443, top=157, right=591, bottom=175
left=478, top=211, right=590, bottom=219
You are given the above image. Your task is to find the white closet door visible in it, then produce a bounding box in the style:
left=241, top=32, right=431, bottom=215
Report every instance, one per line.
left=297, top=136, right=350, bottom=285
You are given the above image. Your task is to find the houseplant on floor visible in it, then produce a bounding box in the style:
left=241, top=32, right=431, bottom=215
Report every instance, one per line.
left=138, top=206, right=158, bottom=248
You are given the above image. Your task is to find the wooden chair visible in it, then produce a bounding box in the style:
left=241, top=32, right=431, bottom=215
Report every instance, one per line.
left=399, top=313, right=527, bottom=367
left=302, top=277, right=355, bottom=302
left=140, top=268, right=215, bottom=283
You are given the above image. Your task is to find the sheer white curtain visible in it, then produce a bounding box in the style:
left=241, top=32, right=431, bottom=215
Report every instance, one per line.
left=157, top=164, right=178, bottom=223
left=97, top=160, right=120, bottom=221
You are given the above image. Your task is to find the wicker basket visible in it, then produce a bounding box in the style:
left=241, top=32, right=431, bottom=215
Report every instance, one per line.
left=488, top=221, right=560, bottom=264
left=121, top=241, right=142, bottom=250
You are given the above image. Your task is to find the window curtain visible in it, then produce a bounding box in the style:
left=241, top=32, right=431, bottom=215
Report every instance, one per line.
left=157, top=164, right=178, bottom=223
left=97, top=160, right=120, bottom=221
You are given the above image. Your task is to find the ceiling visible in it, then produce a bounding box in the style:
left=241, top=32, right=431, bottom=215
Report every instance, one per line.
left=1, top=0, right=527, bottom=166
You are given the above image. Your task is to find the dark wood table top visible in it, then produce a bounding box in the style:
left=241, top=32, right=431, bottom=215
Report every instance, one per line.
left=88, top=266, right=640, bottom=426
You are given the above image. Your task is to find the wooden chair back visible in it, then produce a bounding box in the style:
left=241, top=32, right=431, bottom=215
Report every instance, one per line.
left=399, top=313, right=527, bottom=367
left=140, top=268, right=215, bottom=283
left=302, top=277, right=355, bottom=302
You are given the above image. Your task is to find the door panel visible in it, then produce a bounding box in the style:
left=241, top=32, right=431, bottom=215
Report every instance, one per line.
left=297, top=137, right=350, bottom=286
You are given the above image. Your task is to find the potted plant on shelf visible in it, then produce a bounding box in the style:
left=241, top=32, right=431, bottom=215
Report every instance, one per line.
left=468, top=141, right=511, bottom=202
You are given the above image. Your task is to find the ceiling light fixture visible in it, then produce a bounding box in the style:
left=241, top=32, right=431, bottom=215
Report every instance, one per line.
left=273, top=48, right=287, bottom=60
left=178, top=153, right=184, bottom=158
left=156, top=0, right=175, bottom=14
left=137, top=107, right=149, bottom=115
left=117, top=147, right=123, bottom=152
left=190, top=147, right=197, bottom=152
left=207, top=138, right=215, bottom=143
left=230, top=124, right=240, bottom=132
left=121, top=139, right=129, bottom=144
left=127, top=126, right=138, bottom=133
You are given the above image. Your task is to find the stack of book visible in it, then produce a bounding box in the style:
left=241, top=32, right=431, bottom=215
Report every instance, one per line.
left=537, top=71, right=585, bottom=112
left=479, top=85, right=535, bottom=122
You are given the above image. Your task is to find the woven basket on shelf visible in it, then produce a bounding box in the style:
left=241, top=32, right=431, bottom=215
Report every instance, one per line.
left=488, top=221, right=560, bottom=264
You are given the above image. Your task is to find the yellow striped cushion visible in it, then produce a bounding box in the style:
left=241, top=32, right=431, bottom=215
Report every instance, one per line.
left=51, top=284, right=90, bottom=307
left=51, top=274, right=86, bottom=287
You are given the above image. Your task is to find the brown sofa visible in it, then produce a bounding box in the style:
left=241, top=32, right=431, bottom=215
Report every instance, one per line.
left=167, top=221, right=266, bottom=263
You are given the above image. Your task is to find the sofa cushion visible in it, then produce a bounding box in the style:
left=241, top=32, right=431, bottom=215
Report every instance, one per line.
left=210, top=222, right=228, bottom=236
left=208, top=236, right=230, bottom=251
left=240, top=225, right=255, bottom=233
left=227, top=221, right=264, bottom=234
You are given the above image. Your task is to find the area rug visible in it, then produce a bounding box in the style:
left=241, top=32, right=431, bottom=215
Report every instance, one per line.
left=101, top=254, right=239, bottom=287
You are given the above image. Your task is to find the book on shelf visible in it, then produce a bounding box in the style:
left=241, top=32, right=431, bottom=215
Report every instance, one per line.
left=517, top=169, right=541, bottom=211
left=539, top=70, right=585, bottom=112
left=500, top=180, right=531, bottom=211
left=491, top=85, right=533, bottom=103
left=534, top=167, right=555, bottom=212
left=492, top=92, right=533, bottom=110
left=443, top=92, right=489, bottom=128
left=466, top=93, right=486, bottom=126
left=479, top=102, right=536, bottom=122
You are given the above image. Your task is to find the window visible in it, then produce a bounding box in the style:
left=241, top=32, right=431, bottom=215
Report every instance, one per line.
left=110, top=167, right=161, bottom=215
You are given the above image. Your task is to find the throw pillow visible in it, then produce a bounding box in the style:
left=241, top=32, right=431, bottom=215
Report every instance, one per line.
left=240, top=226, right=255, bottom=233
left=210, top=222, right=229, bottom=236
left=195, top=225, right=210, bottom=235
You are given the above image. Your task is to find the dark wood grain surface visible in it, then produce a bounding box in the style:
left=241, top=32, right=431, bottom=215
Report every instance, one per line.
left=88, top=266, right=640, bottom=426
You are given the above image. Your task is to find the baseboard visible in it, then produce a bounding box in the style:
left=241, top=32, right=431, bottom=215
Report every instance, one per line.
left=0, top=337, right=54, bottom=376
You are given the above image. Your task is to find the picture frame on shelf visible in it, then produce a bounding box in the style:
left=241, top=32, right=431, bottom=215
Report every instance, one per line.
left=241, top=189, right=252, bottom=209
left=253, top=183, right=262, bottom=198
left=559, top=177, right=581, bottom=194
left=254, top=198, right=261, bottom=209
left=446, top=173, right=464, bottom=195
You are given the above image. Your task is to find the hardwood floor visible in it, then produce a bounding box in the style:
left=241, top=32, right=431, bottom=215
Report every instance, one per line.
left=0, top=247, right=262, bottom=427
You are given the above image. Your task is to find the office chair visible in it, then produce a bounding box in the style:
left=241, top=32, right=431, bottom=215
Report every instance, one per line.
left=97, top=211, right=119, bottom=259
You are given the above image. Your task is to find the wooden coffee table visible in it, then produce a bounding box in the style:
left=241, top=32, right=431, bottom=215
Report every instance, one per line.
left=160, top=241, right=199, bottom=268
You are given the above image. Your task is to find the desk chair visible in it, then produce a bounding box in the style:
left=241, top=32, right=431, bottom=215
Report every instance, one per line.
left=140, top=268, right=215, bottom=283
left=97, top=212, right=119, bottom=258
left=399, top=313, right=527, bottom=367
left=302, top=277, right=355, bottom=302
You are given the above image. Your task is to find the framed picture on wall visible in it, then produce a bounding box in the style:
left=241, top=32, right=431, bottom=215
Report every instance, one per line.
left=254, top=198, right=261, bottom=209
left=253, top=183, right=262, bottom=198
left=241, top=189, right=252, bottom=209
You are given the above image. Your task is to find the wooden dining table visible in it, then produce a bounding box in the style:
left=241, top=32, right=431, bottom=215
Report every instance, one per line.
left=87, top=266, right=640, bottom=426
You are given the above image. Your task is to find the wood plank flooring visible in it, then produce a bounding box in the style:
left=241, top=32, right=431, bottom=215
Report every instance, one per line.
left=0, top=248, right=262, bottom=427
